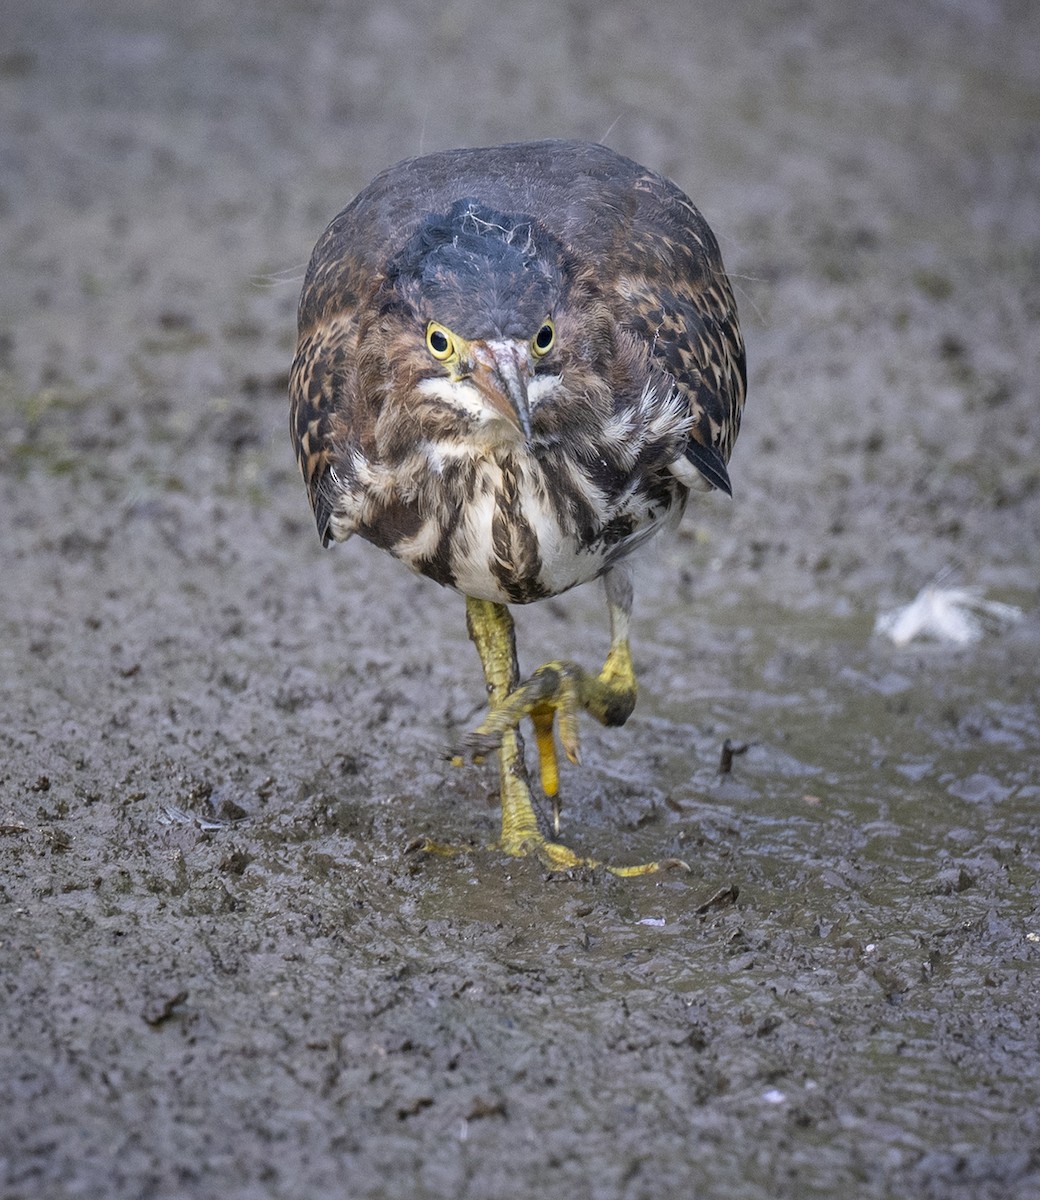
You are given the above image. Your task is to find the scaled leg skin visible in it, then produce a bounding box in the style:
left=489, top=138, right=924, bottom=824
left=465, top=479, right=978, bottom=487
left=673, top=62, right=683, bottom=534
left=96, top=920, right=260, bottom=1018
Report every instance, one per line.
left=464, top=565, right=638, bottom=832
left=464, top=583, right=678, bottom=877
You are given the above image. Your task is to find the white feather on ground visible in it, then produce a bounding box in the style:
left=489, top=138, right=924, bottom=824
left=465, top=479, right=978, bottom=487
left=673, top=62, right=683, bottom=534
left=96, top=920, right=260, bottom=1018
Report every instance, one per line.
left=875, top=583, right=1023, bottom=647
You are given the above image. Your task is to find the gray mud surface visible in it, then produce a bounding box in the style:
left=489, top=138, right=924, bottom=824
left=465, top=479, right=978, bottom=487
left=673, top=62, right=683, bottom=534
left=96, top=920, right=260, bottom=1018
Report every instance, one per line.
left=2, top=2, right=1039, bottom=1197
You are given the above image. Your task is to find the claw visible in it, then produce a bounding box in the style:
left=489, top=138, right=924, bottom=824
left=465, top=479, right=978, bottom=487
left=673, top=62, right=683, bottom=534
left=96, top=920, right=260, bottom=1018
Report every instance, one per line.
left=556, top=706, right=582, bottom=765
left=459, top=729, right=500, bottom=760
left=530, top=704, right=559, bottom=795
left=464, top=652, right=631, bottom=811
left=406, top=836, right=462, bottom=857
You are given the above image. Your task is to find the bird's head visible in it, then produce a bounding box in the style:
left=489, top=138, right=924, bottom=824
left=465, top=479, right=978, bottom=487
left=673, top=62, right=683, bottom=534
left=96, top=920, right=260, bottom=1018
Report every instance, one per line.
left=383, top=199, right=572, bottom=445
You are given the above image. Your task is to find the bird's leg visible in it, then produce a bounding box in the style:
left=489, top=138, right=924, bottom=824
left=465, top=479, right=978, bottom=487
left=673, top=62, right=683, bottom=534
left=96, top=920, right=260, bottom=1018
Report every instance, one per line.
left=461, top=578, right=680, bottom=877
left=464, top=595, right=663, bottom=874
left=465, top=566, right=638, bottom=831
left=464, top=596, right=543, bottom=858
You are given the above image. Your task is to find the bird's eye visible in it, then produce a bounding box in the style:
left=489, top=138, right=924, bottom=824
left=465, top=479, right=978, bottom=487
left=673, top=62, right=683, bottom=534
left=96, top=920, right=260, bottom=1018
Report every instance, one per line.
left=426, top=323, right=455, bottom=361
left=531, top=320, right=556, bottom=357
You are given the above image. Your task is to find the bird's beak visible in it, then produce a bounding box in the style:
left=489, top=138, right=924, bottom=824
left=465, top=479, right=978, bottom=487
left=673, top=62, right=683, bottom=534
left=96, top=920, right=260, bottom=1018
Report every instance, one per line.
left=471, top=340, right=532, bottom=440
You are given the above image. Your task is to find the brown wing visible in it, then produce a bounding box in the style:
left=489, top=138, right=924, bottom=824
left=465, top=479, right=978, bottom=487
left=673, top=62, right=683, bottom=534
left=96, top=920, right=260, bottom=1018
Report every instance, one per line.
left=597, top=167, right=747, bottom=493
left=290, top=318, right=354, bottom=545
left=289, top=211, right=379, bottom=545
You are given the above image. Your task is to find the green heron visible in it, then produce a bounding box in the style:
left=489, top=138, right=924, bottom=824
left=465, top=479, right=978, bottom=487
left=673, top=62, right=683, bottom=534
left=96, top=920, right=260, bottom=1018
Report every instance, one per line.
left=290, top=140, right=746, bottom=875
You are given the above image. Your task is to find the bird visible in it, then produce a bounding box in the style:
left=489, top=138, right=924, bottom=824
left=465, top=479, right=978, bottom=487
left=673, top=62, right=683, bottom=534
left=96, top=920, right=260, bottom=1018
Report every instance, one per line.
left=289, top=140, right=746, bottom=876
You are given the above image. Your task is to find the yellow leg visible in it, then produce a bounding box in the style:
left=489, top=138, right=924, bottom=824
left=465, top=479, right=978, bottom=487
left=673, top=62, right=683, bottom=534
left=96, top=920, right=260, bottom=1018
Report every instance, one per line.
left=462, top=590, right=683, bottom=877
left=530, top=703, right=561, bottom=833
left=465, top=596, right=576, bottom=864
left=464, top=566, right=638, bottom=826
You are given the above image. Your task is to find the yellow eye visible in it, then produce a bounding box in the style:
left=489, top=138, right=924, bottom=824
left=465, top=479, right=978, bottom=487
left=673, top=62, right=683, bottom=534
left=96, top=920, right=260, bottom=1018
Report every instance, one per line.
left=426, top=322, right=455, bottom=361
left=531, top=320, right=555, bottom=357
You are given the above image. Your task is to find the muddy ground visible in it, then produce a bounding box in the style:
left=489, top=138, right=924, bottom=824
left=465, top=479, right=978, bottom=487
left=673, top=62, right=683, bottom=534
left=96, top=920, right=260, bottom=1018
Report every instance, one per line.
left=2, top=0, right=1039, bottom=1197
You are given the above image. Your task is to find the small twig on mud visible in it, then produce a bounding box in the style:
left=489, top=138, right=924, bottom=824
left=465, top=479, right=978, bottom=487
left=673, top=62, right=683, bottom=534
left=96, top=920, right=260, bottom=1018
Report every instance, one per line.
left=718, top=738, right=750, bottom=775
left=141, top=989, right=189, bottom=1027
left=696, top=884, right=740, bottom=915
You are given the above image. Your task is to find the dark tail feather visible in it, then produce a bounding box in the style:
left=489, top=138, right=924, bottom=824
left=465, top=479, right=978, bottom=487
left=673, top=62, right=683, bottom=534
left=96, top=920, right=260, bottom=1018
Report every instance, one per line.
left=684, top=439, right=732, bottom=496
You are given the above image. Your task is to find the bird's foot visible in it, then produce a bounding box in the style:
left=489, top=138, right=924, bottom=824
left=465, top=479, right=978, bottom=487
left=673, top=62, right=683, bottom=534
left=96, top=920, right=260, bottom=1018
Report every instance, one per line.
left=406, top=836, right=467, bottom=858
left=495, top=740, right=687, bottom=877
left=458, top=597, right=680, bottom=877
left=462, top=661, right=586, bottom=762
left=408, top=829, right=687, bottom=877
left=464, top=650, right=637, bottom=756
left=501, top=827, right=689, bottom=877
left=461, top=647, right=637, bottom=831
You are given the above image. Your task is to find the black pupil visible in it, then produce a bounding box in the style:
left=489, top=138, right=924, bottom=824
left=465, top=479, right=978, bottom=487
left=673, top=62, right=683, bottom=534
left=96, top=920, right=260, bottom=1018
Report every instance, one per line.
left=430, top=330, right=448, bottom=353
left=535, top=324, right=553, bottom=350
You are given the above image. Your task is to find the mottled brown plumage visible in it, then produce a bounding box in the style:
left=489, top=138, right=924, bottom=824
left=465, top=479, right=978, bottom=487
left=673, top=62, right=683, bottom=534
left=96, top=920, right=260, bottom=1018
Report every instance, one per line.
left=289, top=140, right=746, bottom=873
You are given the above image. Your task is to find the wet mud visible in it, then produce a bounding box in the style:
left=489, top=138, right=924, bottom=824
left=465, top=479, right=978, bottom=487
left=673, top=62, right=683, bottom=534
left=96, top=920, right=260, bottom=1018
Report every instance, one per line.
left=2, top=1, right=1039, bottom=1196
